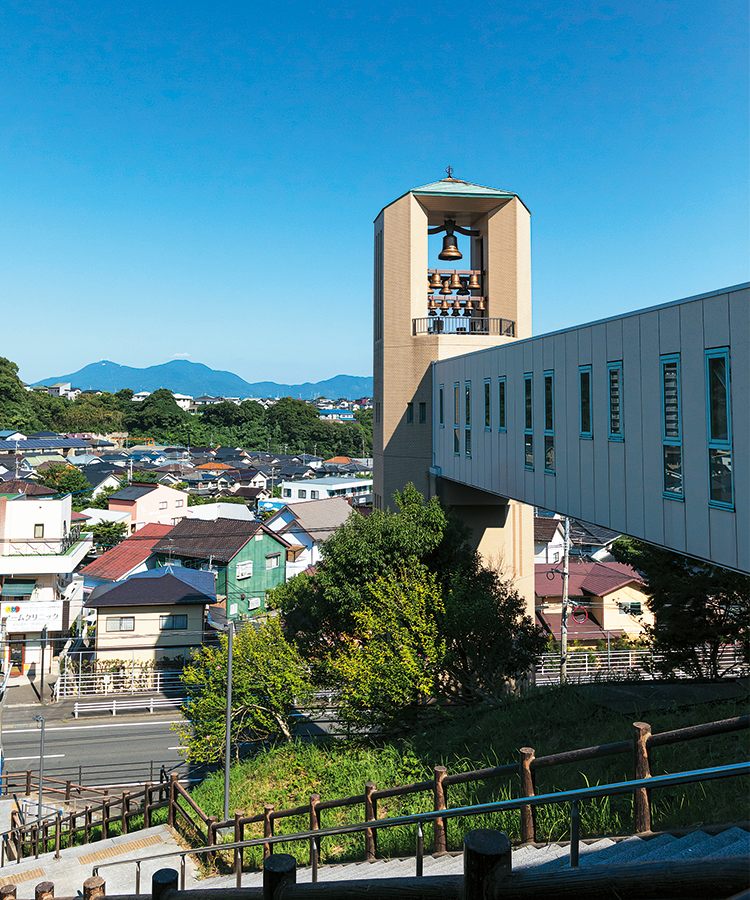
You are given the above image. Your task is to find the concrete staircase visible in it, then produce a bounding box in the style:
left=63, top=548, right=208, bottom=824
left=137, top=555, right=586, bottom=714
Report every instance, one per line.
left=197, top=826, right=750, bottom=889
left=1, top=826, right=747, bottom=896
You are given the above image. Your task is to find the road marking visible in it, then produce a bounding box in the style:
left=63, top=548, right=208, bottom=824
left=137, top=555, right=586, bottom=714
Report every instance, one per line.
left=11, top=720, right=181, bottom=733
left=5, top=754, right=65, bottom=761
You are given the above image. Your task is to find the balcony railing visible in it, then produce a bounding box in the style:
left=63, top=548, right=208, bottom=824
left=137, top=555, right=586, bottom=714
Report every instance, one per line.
left=413, top=317, right=515, bottom=336
left=4, top=524, right=87, bottom=557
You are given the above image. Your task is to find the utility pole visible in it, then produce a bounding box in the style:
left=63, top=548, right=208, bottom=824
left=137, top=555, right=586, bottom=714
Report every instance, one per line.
left=33, top=715, right=45, bottom=821
left=560, top=516, right=570, bottom=684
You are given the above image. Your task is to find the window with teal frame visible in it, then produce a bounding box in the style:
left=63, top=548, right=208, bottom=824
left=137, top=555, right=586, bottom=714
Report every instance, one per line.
left=661, top=354, right=683, bottom=499
left=544, top=370, right=554, bottom=473
left=705, top=348, right=733, bottom=508
left=498, top=376, right=506, bottom=431
left=524, top=374, right=533, bottom=470
left=453, top=383, right=460, bottom=455
left=608, top=362, right=623, bottom=440
left=484, top=379, right=491, bottom=430
left=579, top=365, right=592, bottom=438
left=465, top=381, right=472, bottom=457
left=438, top=385, right=444, bottom=427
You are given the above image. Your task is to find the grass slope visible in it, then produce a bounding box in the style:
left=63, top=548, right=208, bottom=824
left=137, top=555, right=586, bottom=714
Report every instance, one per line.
left=189, top=683, right=749, bottom=871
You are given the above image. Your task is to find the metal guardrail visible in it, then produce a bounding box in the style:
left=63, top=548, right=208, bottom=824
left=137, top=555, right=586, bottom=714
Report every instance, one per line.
left=535, top=647, right=750, bottom=684
left=92, top=762, right=750, bottom=892
left=56, top=669, right=187, bottom=699
left=73, top=696, right=185, bottom=718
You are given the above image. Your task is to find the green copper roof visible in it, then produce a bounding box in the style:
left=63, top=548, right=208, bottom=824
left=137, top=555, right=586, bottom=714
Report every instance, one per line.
left=410, top=178, right=516, bottom=199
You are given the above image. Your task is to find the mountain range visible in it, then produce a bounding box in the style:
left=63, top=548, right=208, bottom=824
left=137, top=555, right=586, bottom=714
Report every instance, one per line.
left=33, top=360, right=373, bottom=401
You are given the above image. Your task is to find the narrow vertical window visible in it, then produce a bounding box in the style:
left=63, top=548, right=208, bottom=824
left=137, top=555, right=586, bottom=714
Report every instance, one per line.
left=453, top=383, right=460, bottom=455
left=419, top=401, right=426, bottom=424
left=498, top=376, right=506, bottom=431
left=484, top=379, right=491, bottom=429
left=661, top=354, right=682, bottom=498
left=438, top=385, right=444, bottom=427
left=544, top=370, right=554, bottom=473
left=465, top=381, right=472, bottom=456
left=706, top=349, right=733, bottom=507
left=406, top=402, right=414, bottom=424
left=608, top=362, right=623, bottom=440
left=579, top=365, right=592, bottom=438
left=524, top=374, right=533, bottom=470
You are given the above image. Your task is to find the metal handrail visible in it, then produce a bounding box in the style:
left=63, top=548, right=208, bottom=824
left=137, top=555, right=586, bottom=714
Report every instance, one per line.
left=92, top=761, right=749, bottom=891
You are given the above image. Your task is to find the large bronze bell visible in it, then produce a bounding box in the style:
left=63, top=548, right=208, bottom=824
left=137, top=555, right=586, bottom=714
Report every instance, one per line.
left=449, top=271, right=462, bottom=290
left=438, top=232, right=462, bottom=261
left=468, top=273, right=481, bottom=290
left=429, top=271, right=443, bottom=290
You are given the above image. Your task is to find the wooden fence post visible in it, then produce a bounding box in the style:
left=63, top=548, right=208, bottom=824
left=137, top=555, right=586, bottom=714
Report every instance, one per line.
left=364, top=782, right=377, bottom=861
left=122, top=791, right=130, bottom=835
left=167, top=774, right=178, bottom=827
left=65, top=781, right=72, bottom=802
left=34, top=883, right=54, bottom=900
left=54, top=812, right=61, bottom=860
left=309, top=793, right=321, bottom=872
left=82, top=876, right=105, bottom=900
left=84, top=805, right=92, bottom=844
left=263, top=804, right=274, bottom=859
left=433, top=766, right=448, bottom=853
left=519, top=747, right=536, bottom=843
left=101, top=798, right=109, bottom=840
left=25, top=772, right=31, bottom=797
left=633, top=721, right=652, bottom=833
left=207, top=815, right=217, bottom=849
left=463, top=829, right=511, bottom=900
left=144, top=784, right=152, bottom=829
left=263, top=854, right=296, bottom=900
left=0, top=885, right=17, bottom=899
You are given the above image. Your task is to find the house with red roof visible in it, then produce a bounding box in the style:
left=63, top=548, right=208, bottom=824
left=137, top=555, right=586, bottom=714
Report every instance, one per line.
left=535, top=560, right=652, bottom=644
left=80, top=523, right=173, bottom=594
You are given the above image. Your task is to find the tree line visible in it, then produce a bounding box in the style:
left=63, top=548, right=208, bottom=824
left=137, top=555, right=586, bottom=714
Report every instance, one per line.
left=0, top=357, right=372, bottom=458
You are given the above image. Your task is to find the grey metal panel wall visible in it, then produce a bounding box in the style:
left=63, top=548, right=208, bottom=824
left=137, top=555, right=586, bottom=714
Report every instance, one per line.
left=432, top=285, right=749, bottom=572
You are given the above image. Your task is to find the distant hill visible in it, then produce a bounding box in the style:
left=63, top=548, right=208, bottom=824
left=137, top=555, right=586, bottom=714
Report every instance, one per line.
left=33, top=360, right=373, bottom=401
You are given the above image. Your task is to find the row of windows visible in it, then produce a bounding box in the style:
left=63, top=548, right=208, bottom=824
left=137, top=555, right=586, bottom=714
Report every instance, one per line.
left=405, top=401, right=427, bottom=424
left=437, top=348, right=734, bottom=508
left=105, top=614, right=188, bottom=632
left=283, top=488, right=321, bottom=499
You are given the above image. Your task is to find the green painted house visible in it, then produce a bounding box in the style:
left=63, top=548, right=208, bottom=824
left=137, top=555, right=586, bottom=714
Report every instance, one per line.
left=152, top=517, right=290, bottom=618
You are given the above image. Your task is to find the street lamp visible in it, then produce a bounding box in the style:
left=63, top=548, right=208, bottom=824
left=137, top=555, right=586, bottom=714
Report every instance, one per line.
left=33, top=715, right=45, bottom=822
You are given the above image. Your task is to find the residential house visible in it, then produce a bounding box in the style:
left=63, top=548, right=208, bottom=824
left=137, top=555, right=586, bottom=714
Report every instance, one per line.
left=85, top=567, right=215, bottom=666
left=152, top=517, right=290, bottom=618
left=108, top=483, right=189, bottom=532
left=535, top=561, right=652, bottom=644
left=534, top=516, right=566, bottom=564
left=222, top=486, right=271, bottom=508
left=0, top=431, right=26, bottom=442
left=0, top=491, right=92, bottom=673
left=279, top=475, right=373, bottom=503
left=185, top=503, right=255, bottom=522
left=265, top=497, right=353, bottom=580
left=79, top=523, right=173, bottom=594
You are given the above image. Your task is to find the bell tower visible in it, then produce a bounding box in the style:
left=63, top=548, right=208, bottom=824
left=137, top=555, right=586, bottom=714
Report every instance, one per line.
left=373, top=172, right=534, bottom=606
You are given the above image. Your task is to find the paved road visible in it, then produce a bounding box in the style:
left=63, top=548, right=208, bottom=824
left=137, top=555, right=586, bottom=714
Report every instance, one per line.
left=1, top=710, right=193, bottom=788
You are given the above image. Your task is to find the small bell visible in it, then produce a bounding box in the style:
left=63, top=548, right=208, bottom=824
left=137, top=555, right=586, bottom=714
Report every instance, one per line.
left=468, top=273, right=481, bottom=291
left=439, top=294, right=450, bottom=315
left=449, top=271, right=462, bottom=290
left=428, top=295, right=437, bottom=315
left=476, top=296, right=486, bottom=312
left=429, top=272, right=443, bottom=290
left=463, top=299, right=474, bottom=317
left=452, top=295, right=462, bottom=316
left=427, top=275, right=434, bottom=295
left=440, top=278, right=453, bottom=295
left=458, top=277, right=470, bottom=296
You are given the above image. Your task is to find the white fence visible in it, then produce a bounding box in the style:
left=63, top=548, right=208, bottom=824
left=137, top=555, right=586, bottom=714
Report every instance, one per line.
left=55, top=669, right=186, bottom=699
left=535, top=646, right=748, bottom=684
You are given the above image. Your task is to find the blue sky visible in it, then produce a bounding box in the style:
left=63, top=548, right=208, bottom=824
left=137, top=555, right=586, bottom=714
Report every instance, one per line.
left=3, top=0, right=747, bottom=386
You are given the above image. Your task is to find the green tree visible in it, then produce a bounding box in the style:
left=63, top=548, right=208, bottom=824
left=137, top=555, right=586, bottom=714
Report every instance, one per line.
left=89, top=485, right=120, bottom=509
left=38, top=463, right=92, bottom=499
left=327, top=564, right=446, bottom=733
left=176, top=618, right=313, bottom=762
left=124, top=388, right=190, bottom=436
left=88, top=521, right=128, bottom=551
left=611, top=538, right=750, bottom=679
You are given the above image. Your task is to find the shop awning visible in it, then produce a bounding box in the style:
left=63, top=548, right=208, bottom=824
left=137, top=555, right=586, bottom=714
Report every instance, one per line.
left=1, top=581, right=36, bottom=596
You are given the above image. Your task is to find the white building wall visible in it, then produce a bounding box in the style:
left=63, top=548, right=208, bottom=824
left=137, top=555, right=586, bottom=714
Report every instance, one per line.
left=433, top=284, right=749, bottom=573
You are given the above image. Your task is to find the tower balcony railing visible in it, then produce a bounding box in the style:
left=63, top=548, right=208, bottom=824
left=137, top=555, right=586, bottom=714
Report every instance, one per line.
left=413, top=316, right=515, bottom=336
